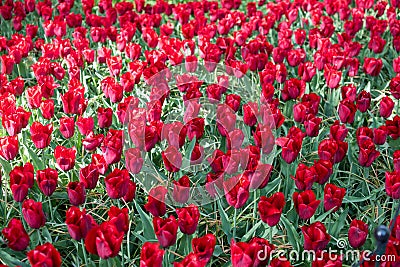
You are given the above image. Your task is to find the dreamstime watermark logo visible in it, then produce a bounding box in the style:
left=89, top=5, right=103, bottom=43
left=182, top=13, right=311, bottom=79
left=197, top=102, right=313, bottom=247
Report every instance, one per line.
left=123, top=62, right=277, bottom=206
left=256, top=238, right=397, bottom=263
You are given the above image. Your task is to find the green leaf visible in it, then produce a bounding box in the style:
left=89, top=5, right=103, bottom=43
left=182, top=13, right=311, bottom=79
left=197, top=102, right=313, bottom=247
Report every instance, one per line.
left=134, top=200, right=155, bottom=240
left=330, top=208, right=349, bottom=237
left=24, top=144, right=45, bottom=170
left=280, top=216, right=300, bottom=251
left=0, top=157, right=12, bottom=177
left=217, top=199, right=232, bottom=243
left=0, top=250, right=29, bottom=267
left=241, top=220, right=263, bottom=242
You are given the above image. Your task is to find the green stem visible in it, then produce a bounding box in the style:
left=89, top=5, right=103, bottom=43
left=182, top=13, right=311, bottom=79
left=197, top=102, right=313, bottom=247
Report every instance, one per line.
left=48, top=197, right=53, bottom=222
left=37, top=229, right=43, bottom=245
left=81, top=239, right=88, bottom=266
left=233, top=208, right=238, bottom=240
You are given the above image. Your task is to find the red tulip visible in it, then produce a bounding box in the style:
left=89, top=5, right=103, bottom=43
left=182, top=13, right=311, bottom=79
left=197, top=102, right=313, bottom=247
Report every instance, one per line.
left=292, top=163, right=317, bottom=191
left=192, top=234, right=216, bottom=264
left=358, top=139, right=380, bottom=167
left=140, top=242, right=165, bottom=267
left=276, top=126, right=305, bottom=164
left=102, top=129, right=123, bottom=165
left=176, top=204, right=200, bottom=235
left=153, top=215, right=179, bottom=248
left=54, top=146, right=76, bottom=171
left=223, top=172, right=250, bottom=209
left=30, top=121, right=53, bottom=149
left=67, top=181, right=86, bottom=206
left=363, top=58, right=382, bottom=76
left=231, top=237, right=275, bottom=267
left=85, top=221, right=124, bottom=259
left=293, top=190, right=320, bottom=220
left=301, top=222, right=330, bottom=251
left=104, top=168, right=130, bottom=199
left=27, top=243, right=61, bottom=267
left=9, top=162, right=34, bottom=202
left=0, top=136, right=19, bottom=160
left=348, top=219, right=368, bottom=248
left=59, top=116, right=75, bottom=139
left=125, top=148, right=144, bottom=174
left=36, top=168, right=58, bottom=196
left=380, top=96, right=395, bottom=118
left=258, top=192, right=285, bottom=226
left=162, top=145, right=182, bottom=172
left=173, top=175, right=190, bottom=204
left=22, top=199, right=46, bottom=229
left=123, top=180, right=137, bottom=202
left=386, top=170, right=400, bottom=199
left=66, top=207, right=97, bottom=240
left=79, top=163, right=100, bottom=190
left=2, top=218, right=30, bottom=251
left=338, top=99, right=357, bottom=124
left=108, top=206, right=129, bottom=233
left=144, top=186, right=167, bottom=217
left=324, top=183, right=346, bottom=212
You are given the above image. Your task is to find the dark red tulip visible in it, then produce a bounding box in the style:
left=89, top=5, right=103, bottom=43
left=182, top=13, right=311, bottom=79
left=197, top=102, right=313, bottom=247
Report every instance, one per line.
left=258, top=192, right=285, bottom=226
left=394, top=150, right=400, bottom=171
left=338, top=99, right=357, bottom=124
left=275, top=126, right=305, bottom=164
left=67, top=181, right=86, bottom=206
left=9, top=162, right=34, bottom=202
left=324, top=183, right=346, bottom=212
left=144, top=186, right=168, bottom=217
left=30, top=121, right=52, bottom=149
left=301, top=222, right=331, bottom=251
left=329, top=120, right=348, bottom=141
left=192, top=234, right=216, bottom=264
left=79, top=163, right=100, bottom=190
left=358, top=139, right=380, bottom=167
left=140, top=242, right=165, bottom=267
left=231, top=237, right=275, bottom=267
left=363, top=58, right=382, bottom=76
left=123, top=180, right=137, bottom=202
left=186, top=118, right=205, bottom=141
left=102, top=129, right=123, bottom=165
left=108, top=206, right=129, bottom=233
left=82, top=132, right=104, bottom=151
left=66, top=207, right=97, bottom=240
left=153, top=215, right=179, bottom=248
left=225, top=94, right=241, bottom=112
left=176, top=204, right=200, bottom=235
left=104, top=168, right=130, bottom=199
left=373, top=126, right=387, bottom=145
left=27, top=243, right=62, bottom=267
left=282, top=78, right=305, bottom=101
left=292, top=163, right=317, bottom=191
left=22, top=199, right=46, bottom=229
left=356, top=91, right=371, bottom=113
left=293, top=190, right=320, bottom=220
left=85, top=221, right=124, bottom=259
left=249, top=163, right=272, bottom=189
left=161, top=146, right=182, bottom=173
left=348, top=219, right=368, bottom=248
left=224, top=172, right=250, bottom=209
left=243, top=102, right=259, bottom=126
left=390, top=76, right=400, bottom=99
left=36, top=168, right=58, bottom=196
left=314, top=160, right=333, bottom=185
left=386, top=170, right=400, bottom=199
left=380, top=96, right=395, bottom=118
left=2, top=218, right=30, bottom=251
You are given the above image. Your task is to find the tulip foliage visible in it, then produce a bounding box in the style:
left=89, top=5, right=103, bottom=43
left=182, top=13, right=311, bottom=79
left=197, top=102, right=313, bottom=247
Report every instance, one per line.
left=2, top=0, right=400, bottom=266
